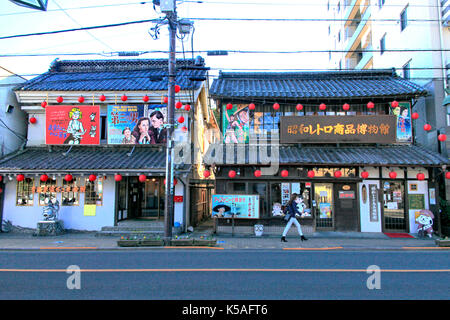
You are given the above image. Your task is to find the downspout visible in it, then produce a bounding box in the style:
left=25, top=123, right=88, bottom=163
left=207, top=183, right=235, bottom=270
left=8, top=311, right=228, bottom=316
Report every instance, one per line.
left=437, top=0, right=448, bottom=92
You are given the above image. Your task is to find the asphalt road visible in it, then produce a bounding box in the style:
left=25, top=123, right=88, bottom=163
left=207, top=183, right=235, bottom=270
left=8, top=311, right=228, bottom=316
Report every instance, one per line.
left=0, top=250, right=448, bottom=301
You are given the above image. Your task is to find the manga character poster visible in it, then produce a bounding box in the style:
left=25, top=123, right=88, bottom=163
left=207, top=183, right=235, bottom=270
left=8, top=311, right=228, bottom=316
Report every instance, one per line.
left=391, top=102, right=413, bottom=143
left=46, top=105, right=100, bottom=145
left=211, top=194, right=259, bottom=219
left=222, top=104, right=250, bottom=144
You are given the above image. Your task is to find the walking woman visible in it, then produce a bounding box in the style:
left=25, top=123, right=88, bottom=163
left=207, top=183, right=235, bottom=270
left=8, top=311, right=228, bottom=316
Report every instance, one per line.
left=281, top=193, right=308, bottom=242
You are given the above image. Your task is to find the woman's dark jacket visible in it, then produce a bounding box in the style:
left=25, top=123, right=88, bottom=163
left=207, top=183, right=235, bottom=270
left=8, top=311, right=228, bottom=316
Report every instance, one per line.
left=285, top=202, right=301, bottom=220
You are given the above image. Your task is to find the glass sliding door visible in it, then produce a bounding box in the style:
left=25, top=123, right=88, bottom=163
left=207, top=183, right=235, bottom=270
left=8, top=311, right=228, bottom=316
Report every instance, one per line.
left=382, top=181, right=406, bottom=232
left=314, top=183, right=334, bottom=229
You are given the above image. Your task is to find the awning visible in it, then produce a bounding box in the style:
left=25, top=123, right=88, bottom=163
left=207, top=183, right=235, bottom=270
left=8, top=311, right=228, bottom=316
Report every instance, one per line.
left=0, top=146, right=190, bottom=175
left=204, top=144, right=449, bottom=167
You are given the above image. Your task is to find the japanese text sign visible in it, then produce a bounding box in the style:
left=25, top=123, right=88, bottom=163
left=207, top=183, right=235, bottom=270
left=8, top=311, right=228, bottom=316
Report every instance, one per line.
left=280, top=115, right=397, bottom=144
left=212, top=194, right=259, bottom=219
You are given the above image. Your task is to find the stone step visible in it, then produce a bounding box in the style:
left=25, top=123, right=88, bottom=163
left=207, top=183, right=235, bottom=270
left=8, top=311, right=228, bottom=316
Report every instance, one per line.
left=96, top=230, right=164, bottom=237
left=101, top=226, right=164, bottom=232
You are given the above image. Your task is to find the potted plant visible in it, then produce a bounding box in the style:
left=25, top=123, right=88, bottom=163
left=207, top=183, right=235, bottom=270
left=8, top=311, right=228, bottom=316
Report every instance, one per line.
left=170, top=235, right=193, bottom=246
left=140, top=235, right=164, bottom=247
left=117, top=235, right=140, bottom=247
left=193, top=235, right=217, bottom=247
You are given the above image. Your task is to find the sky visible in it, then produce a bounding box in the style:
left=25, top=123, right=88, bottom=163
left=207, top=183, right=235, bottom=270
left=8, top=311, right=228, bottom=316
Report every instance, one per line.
left=0, top=0, right=330, bottom=81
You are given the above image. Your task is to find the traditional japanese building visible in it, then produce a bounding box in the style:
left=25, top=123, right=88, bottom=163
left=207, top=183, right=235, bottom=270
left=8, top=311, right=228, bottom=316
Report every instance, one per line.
left=0, top=58, right=217, bottom=232
left=208, top=69, right=449, bottom=235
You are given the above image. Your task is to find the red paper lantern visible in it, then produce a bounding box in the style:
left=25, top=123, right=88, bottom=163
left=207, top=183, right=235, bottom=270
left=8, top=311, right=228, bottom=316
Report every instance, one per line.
left=226, top=103, right=233, bottom=110
left=64, top=174, right=73, bottom=182
left=178, top=116, right=185, bottom=123
left=296, top=104, right=303, bottom=111
left=175, top=101, right=183, bottom=109
left=203, top=170, right=210, bottom=178
left=319, top=103, right=326, bottom=111
left=163, top=178, right=178, bottom=186
left=446, top=171, right=450, bottom=179
left=121, top=94, right=128, bottom=102
left=343, top=103, right=350, bottom=111
left=139, top=174, right=146, bottom=183
left=273, top=103, right=280, bottom=111
left=114, top=174, right=122, bottom=182
left=254, top=170, right=262, bottom=177
left=391, top=100, right=399, bottom=108
left=228, top=170, right=236, bottom=178
left=163, top=96, right=169, bottom=104
left=184, top=104, right=191, bottom=111
left=78, top=96, right=85, bottom=103
left=411, top=112, right=419, bottom=120
left=307, top=170, right=315, bottom=178
left=389, top=171, right=397, bottom=179
left=0, top=175, right=3, bottom=182
left=417, top=173, right=425, bottom=181
left=281, top=170, right=289, bottom=177
left=142, top=95, right=149, bottom=102
left=41, top=101, right=47, bottom=108
left=334, top=170, right=342, bottom=178
left=40, top=174, right=49, bottom=182
left=56, top=96, right=63, bottom=103
left=423, top=124, right=432, bottom=131
left=361, top=171, right=369, bottom=179
left=438, top=134, right=447, bottom=142
left=88, top=174, right=97, bottom=182
left=99, top=94, right=106, bottom=102
left=367, top=101, right=375, bottom=109
left=249, top=103, right=255, bottom=110
left=174, top=85, right=181, bottom=93
left=16, top=174, right=25, bottom=182
left=29, top=117, right=37, bottom=124
left=181, top=126, right=188, bottom=132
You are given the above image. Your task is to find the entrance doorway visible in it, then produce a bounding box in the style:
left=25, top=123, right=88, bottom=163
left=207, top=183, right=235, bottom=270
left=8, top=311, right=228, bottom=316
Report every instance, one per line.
left=334, top=183, right=358, bottom=231
left=314, top=183, right=334, bottom=230
left=116, top=176, right=164, bottom=222
left=382, top=181, right=407, bottom=232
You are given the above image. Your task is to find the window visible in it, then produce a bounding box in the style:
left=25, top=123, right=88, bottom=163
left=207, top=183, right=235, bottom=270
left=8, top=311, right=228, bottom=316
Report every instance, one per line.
left=39, top=178, right=57, bottom=206
left=400, top=5, right=408, bottom=31
left=403, top=60, right=411, bottom=80
left=62, top=177, right=80, bottom=206
left=378, top=0, right=385, bottom=9
left=85, top=177, right=103, bottom=205
left=16, top=178, right=34, bottom=206
left=380, top=34, right=386, bottom=55
left=100, top=115, right=107, bottom=141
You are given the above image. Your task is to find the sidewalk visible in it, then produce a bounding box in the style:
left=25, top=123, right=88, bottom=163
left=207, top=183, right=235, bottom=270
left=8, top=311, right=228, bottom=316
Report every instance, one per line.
left=0, top=229, right=444, bottom=250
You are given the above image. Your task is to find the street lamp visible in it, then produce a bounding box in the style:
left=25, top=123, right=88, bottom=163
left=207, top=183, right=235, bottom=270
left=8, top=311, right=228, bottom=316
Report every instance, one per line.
left=9, top=0, right=48, bottom=11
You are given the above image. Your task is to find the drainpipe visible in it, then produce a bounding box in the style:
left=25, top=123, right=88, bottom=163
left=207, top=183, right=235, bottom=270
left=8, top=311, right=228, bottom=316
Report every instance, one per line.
left=437, top=0, right=448, bottom=92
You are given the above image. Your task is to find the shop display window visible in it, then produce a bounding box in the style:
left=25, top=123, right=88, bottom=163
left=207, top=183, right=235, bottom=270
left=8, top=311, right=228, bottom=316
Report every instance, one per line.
left=38, top=178, right=57, bottom=206
left=85, top=177, right=103, bottom=206
left=16, top=178, right=34, bottom=206
left=62, top=178, right=79, bottom=206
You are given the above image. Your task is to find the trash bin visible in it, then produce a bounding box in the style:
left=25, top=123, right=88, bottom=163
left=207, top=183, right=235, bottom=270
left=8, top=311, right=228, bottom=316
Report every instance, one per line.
left=254, top=224, right=264, bottom=237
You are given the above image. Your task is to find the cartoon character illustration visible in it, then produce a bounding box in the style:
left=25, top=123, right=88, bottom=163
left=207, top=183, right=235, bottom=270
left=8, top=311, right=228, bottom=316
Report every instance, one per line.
left=89, top=125, right=97, bottom=138
left=272, top=202, right=284, bottom=216
left=89, top=112, right=96, bottom=122
left=64, top=107, right=86, bottom=144
left=416, top=209, right=434, bottom=238
left=212, top=203, right=231, bottom=218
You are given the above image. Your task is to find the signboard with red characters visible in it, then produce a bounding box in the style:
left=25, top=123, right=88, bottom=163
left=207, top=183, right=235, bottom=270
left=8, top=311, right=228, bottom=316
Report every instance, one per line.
left=46, top=105, right=100, bottom=145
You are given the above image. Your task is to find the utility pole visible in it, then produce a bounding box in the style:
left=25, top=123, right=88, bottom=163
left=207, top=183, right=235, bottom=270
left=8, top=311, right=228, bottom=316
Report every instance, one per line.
left=162, top=0, right=177, bottom=245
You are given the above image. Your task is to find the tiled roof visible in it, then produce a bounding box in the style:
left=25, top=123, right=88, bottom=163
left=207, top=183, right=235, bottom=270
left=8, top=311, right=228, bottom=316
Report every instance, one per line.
left=210, top=69, right=427, bottom=100
left=0, top=146, right=190, bottom=173
left=15, top=58, right=207, bottom=92
left=207, top=144, right=449, bottom=166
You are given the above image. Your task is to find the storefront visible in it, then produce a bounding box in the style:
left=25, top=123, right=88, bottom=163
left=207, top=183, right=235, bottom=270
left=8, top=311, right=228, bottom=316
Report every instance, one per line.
left=0, top=58, right=215, bottom=232
left=208, top=70, right=449, bottom=234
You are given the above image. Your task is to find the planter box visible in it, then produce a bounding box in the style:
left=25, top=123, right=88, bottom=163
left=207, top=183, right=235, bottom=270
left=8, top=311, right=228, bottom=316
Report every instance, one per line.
left=435, top=239, right=450, bottom=247
left=170, top=238, right=194, bottom=246
left=117, top=240, right=140, bottom=247
left=193, top=239, right=217, bottom=247
left=140, top=239, right=164, bottom=247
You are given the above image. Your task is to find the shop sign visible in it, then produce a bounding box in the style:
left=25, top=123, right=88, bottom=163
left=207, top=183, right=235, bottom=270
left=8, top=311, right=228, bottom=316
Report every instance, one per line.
left=174, top=196, right=183, bottom=202
left=31, top=186, right=86, bottom=193
left=46, top=105, right=100, bottom=145
left=369, top=184, right=379, bottom=222
left=391, top=102, right=413, bottom=143
left=280, top=115, right=397, bottom=144
left=338, top=191, right=355, bottom=199
left=211, top=194, right=259, bottom=219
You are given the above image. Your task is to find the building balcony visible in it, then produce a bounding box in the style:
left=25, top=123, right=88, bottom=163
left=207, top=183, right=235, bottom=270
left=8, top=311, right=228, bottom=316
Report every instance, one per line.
left=344, top=6, right=372, bottom=58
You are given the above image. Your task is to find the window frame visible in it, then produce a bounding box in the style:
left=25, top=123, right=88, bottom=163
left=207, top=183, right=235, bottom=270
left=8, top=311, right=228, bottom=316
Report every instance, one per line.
left=16, top=177, right=34, bottom=206
left=84, top=177, right=103, bottom=206
left=400, top=5, right=408, bottom=31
